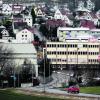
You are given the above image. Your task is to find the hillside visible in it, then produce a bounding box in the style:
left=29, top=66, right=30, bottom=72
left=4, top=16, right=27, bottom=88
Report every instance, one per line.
left=2, top=0, right=100, bottom=11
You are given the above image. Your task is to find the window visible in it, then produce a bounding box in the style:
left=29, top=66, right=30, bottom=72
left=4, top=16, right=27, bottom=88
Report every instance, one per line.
left=75, top=44, right=77, bottom=47
left=68, top=44, right=70, bottom=47
left=22, top=35, right=24, bottom=37
left=53, top=44, right=56, bottom=47
left=25, top=35, right=27, bottom=37
left=49, top=44, right=51, bottom=47
left=64, top=44, right=67, bottom=47
left=83, top=44, right=87, bottom=47
left=95, top=45, right=99, bottom=48
left=47, top=44, right=49, bottom=47
left=58, top=44, right=60, bottom=47
left=62, top=52, right=64, bottom=55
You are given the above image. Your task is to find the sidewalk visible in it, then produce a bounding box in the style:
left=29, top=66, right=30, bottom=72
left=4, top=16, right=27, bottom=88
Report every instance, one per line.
left=15, top=85, right=100, bottom=100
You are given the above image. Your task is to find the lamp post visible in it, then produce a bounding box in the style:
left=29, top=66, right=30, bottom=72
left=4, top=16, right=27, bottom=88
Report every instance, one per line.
left=43, top=48, right=46, bottom=93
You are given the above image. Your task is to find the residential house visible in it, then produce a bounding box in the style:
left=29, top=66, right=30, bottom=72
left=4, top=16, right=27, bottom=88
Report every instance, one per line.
left=96, top=10, right=100, bottom=20
left=54, top=9, right=72, bottom=25
left=16, top=29, right=34, bottom=43
left=12, top=4, right=23, bottom=14
left=34, top=7, right=45, bottom=17
left=2, top=4, right=12, bottom=15
left=23, top=14, right=33, bottom=27
left=0, top=25, right=9, bottom=39
left=54, top=9, right=63, bottom=20
left=13, top=13, right=32, bottom=27
left=0, top=43, right=38, bottom=77
left=14, top=22, right=28, bottom=34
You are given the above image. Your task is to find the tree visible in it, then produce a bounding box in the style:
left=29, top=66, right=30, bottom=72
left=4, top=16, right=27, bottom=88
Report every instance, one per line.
left=39, top=58, right=53, bottom=77
left=39, top=24, right=49, bottom=37
left=20, top=58, right=35, bottom=83
left=31, top=7, right=36, bottom=24
left=0, top=45, right=14, bottom=77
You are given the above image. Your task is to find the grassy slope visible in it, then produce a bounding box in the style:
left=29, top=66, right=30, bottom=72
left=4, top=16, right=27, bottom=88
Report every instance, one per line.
left=80, top=86, right=100, bottom=95
left=0, top=90, right=65, bottom=100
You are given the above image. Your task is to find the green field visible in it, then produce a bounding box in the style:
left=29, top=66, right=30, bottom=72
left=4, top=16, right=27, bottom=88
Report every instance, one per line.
left=0, top=89, right=66, bottom=100
left=80, top=86, right=100, bottom=95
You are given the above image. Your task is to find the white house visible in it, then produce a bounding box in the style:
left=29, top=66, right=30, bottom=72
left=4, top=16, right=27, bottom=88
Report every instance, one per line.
left=54, top=9, right=63, bottom=20
left=23, top=14, right=33, bottom=27
left=96, top=10, right=100, bottom=19
left=86, top=0, right=95, bottom=11
left=54, top=9, right=72, bottom=25
left=1, top=29, right=9, bottom=37
left=12, top=4, right=23, bottom=14
left=36, top=9, right=45, bottom=17
left=16, top=29, right=34, bottom=43
left=0, top=43, right=38, bottom=77
left=2, top=4, right=12, bottom=15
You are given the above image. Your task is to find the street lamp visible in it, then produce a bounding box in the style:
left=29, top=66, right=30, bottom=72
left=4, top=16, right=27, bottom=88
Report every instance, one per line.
left=43, top=48, right=46, bottom=92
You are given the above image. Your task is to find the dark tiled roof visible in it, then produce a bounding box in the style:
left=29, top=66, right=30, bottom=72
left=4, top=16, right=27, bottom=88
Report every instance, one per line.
left=46, top=19, right=66, bottom=28
left=80, top=20, right=95, bottom=29
left=14, top=22, right=28, bottom=30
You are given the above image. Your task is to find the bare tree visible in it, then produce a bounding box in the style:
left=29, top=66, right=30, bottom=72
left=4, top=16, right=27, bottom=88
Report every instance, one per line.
left=0, top=45, right=14, bottom=77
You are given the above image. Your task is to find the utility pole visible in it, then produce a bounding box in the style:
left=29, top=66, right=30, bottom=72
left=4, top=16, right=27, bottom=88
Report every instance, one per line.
left=43, top=48, right=46, bottom=93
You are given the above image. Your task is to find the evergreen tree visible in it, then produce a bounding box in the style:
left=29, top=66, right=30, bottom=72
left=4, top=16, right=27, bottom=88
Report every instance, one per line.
left=31, top=7, right=36, bottom=24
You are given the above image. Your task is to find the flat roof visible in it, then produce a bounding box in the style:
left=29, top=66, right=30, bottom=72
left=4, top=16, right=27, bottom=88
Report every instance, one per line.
left=58, top=27, right=90, bottom=31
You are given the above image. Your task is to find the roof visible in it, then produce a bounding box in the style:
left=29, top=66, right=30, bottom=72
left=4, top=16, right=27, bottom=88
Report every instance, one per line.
left=91, top=29, right=100, bottom=32
left=0, top=25, right=6, bottom=29
left=14, top=22, right=28, bottom=30
left=80, top=20, right=95, bottom=29
left=46, top=19, right=66, bottom=28
left=76, top=7, right=90, bottom=12
left=58, top=27, right=90, bottom=31
left=0, top=43, right=36, bottom=54
left=89, top=12, right=98, bottom=19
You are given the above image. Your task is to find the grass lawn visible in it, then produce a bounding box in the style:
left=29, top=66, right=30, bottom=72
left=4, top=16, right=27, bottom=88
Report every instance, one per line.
left=80, top=86, right=100, bottom=95
left=0, top=89, right=66, bottom=100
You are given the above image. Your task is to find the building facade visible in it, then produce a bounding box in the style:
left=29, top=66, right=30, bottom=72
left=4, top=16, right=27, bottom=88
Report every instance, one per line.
left=57, top=27, right=100, bottom=41
left=45, top=40, right=100, bottom=69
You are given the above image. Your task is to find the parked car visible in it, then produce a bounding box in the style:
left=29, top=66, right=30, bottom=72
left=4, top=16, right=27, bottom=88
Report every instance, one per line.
left=65, top=86, right=80, bottom=93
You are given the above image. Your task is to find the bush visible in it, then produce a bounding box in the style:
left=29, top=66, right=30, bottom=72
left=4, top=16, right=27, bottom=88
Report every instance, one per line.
left=68, top=80, right=77, bottom=87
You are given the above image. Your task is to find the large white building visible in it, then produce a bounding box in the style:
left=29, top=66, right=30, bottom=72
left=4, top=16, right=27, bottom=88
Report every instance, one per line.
left=45, top=40, right=100, bottom=69
left=57, top=27, right=100, bottom=41
left=44, top=27, right=100, bottom=69
left=0, top=43, right=38, bottom=77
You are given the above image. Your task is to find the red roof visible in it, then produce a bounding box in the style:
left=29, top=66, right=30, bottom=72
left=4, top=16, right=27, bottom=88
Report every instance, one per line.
left=80, top=20, right=95, bottom=29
